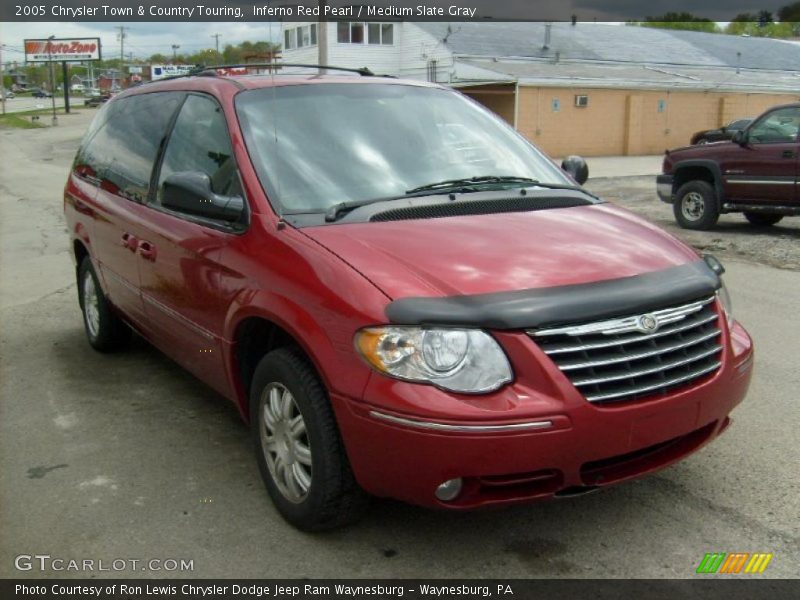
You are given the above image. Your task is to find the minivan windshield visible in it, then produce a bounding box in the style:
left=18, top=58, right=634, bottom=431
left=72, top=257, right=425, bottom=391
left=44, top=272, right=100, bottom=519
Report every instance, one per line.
left=235, top=83, right=573, bottom=214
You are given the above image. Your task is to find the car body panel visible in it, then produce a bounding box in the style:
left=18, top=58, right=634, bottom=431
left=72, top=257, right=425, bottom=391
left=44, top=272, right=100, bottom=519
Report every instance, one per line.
left=302, top=203, right=699, bottom=299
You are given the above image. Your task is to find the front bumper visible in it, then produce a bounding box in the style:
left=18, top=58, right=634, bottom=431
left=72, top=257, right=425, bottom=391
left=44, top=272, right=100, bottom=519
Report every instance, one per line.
left=656, top=174, right=674, bottom=203
left=331, top=321, right=753, bottom=509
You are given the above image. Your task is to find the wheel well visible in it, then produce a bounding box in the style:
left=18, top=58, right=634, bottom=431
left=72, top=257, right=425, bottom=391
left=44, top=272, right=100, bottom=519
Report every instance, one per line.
left=73, top=240, right=89, bottom=280
left=234, top=317, right=305, bottom=401
left=673, top=166, right=715, bottom=191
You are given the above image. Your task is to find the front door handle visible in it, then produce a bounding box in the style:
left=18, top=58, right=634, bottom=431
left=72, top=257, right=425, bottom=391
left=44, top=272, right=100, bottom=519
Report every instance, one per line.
left=782, top=150, right=796, bottom=159
left=121, top=232, right=138, bottom=252
left=138, top=240, right=157, bottom=262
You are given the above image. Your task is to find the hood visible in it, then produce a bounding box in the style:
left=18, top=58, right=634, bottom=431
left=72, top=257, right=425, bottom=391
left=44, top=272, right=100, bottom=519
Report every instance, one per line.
left=302, top=204, right=700, bottom=300
left=668, top=141, right=735, bottom=156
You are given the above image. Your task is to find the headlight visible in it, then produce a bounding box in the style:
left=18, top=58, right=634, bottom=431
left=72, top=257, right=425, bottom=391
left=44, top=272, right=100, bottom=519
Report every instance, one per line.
left=716, top=280, right=734, bottom=328
left=354, top=326, right=512, bottom=394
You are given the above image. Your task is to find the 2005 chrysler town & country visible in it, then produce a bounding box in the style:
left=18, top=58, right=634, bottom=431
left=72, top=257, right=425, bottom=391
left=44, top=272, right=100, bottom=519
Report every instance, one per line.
left=64, top=67, right=754, bottom=531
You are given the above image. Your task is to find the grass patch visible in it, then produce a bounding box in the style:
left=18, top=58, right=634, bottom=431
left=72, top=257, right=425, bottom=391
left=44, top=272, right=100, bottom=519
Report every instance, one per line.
left=0, top=113, right=45, bottom=129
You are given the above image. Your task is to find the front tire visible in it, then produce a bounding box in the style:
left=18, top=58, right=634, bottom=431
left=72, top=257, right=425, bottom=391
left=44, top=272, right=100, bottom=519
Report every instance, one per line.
left=77, top=257, right=131, bottom=352
left=250, top=348, right=367, bottom=531
left=744, top=212, right=783, bottom=226
left=673, top=180, right=720, bottom=230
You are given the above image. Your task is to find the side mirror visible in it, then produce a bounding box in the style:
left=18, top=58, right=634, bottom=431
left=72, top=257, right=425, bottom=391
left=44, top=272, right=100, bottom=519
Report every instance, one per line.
left=561, top=155, right=589, bottom=185
left=162, top=171, right=244, bottom=222
left=732, top=130, right=748, bottom=146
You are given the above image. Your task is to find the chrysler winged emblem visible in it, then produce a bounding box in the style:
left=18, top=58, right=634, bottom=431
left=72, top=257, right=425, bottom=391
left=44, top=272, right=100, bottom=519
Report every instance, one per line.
left=637, top=313, right=660, bottom=333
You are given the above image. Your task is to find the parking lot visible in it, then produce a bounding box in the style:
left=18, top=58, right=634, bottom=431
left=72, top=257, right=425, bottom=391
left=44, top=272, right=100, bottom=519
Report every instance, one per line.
left=0, top=111, right=798, bottom=578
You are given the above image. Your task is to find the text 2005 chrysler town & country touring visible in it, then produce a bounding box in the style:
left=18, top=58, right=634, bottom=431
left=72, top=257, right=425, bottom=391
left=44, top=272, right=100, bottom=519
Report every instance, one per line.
left=64, top=70, right=754, bottom=530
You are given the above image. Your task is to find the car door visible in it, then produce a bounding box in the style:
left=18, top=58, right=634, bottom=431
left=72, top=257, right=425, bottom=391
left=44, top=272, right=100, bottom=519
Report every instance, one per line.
left=137, top=93, right=247, bottom=396
left=83, top=92, right=184, bottom=327
left=721, top=106, right=799, bottom=206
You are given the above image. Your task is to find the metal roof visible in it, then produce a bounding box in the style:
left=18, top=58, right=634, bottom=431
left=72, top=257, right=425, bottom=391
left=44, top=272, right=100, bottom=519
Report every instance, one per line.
left=416, top=22, right=800, bottom=71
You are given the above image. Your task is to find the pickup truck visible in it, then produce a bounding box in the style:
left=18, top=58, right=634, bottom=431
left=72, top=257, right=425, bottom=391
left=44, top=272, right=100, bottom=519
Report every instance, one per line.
left=657, top=103, right=799, bottom=229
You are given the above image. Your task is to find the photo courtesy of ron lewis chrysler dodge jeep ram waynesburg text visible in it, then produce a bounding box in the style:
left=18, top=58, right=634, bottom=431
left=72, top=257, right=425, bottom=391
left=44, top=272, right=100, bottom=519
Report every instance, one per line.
left=64, top=66, right=753, bottom=531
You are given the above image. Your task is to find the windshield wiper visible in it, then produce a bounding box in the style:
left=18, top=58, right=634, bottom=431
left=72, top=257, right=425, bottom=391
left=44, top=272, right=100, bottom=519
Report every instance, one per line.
left=324, top=177, right=590, bottom=222
left=405, top=175, right=540, bottom=195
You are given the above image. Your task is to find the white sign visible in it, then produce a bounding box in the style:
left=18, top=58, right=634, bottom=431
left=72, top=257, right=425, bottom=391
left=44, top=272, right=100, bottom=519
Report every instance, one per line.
left=151, top=64, right=195, bottom=80
left=25, top=38, right=101, bottom=62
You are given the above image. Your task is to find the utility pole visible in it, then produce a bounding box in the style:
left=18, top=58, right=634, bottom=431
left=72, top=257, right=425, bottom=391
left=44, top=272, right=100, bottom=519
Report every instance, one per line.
left=318, top=0, right=328, bottom=72
left=211, top=33, right=221, bottom=56
left=0, top=43, right=5, bottom=116
left=116, top=26, right=128, bottom=63
left=171, top=45, right=180, bottom=61
left=47, top=35, right=57, bottom=125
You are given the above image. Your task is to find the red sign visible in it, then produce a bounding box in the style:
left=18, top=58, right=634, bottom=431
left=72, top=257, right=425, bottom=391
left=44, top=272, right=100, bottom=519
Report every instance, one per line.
left=25, top=38, right=101, bottom=62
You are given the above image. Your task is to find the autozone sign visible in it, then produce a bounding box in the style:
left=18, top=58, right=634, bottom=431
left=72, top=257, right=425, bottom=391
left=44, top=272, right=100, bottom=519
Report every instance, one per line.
left=25, top=38, right=101, bottom=62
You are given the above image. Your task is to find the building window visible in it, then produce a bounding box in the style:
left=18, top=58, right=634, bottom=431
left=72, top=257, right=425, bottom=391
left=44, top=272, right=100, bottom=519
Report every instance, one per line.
left=338, top=22, right=393, bottom=45
left=285, top=25, right=317, bottom=50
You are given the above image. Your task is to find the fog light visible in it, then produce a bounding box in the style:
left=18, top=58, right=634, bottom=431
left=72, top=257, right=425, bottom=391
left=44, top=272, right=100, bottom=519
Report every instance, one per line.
left=435, top=478, right=463, bottom=502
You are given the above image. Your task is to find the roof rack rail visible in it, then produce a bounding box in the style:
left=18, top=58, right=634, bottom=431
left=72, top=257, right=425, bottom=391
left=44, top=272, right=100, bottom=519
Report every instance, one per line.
left=200, top=63, right=394, bottom=78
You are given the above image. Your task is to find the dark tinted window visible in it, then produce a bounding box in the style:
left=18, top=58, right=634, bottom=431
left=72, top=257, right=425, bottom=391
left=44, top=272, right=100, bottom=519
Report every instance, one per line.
left=156, top=94, right=240, bottom=207
left=78, top=92, right=183, bottom=202
left=749, top=107, right=800, bottom=144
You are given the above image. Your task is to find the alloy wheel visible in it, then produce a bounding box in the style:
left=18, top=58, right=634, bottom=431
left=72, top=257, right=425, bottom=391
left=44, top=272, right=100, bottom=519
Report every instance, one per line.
left=681, top=191, right=705, bottom=221
left=259, top=382, right=313, bottom=503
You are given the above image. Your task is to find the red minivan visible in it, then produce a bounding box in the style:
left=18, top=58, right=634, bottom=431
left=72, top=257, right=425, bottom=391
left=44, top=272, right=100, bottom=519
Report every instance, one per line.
left=64, top=67, right=754, bottom=531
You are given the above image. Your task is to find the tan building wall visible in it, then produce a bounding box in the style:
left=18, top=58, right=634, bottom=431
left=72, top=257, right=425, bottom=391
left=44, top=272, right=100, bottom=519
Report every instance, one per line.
left=465, top=85, right=800, bottom=157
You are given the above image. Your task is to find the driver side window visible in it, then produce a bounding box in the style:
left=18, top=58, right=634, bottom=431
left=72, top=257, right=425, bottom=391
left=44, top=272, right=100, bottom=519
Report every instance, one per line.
left=748, top=107, right=800, bottom=144
left=156, top=94, right=242, bottom=207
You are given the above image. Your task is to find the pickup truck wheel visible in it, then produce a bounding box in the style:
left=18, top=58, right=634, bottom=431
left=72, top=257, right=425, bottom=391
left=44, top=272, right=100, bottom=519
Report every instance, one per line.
left=77, top=257, right=131, bottom=352
left=673, top=181, right=719, bottom=230
left=250, top=347, right=367, bottom=531
left=744, top=212, right=783, bottom=226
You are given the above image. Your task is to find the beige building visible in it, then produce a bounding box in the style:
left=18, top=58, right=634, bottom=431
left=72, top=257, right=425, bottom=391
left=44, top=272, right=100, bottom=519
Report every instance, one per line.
left=282, top=21, right=800, bottom=156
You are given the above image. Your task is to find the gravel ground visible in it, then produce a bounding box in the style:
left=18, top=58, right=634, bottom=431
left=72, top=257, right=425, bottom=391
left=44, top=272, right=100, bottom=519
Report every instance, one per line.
left=586, top=176, right=800, bottom=271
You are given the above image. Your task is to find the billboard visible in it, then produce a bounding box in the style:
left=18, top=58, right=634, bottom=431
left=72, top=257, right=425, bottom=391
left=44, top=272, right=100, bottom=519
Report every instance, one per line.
left=25, top=38, right=101, bottom=62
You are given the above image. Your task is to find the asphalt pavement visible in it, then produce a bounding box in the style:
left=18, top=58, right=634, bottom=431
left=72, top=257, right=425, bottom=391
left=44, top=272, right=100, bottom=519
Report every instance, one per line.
left=1, top=111, right=798, bottom=579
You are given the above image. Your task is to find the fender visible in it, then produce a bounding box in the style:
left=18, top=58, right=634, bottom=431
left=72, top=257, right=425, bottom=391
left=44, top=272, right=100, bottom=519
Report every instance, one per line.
left=222, top=290, right=374, bottom=420
left=671, top=159, right=725, bottom=211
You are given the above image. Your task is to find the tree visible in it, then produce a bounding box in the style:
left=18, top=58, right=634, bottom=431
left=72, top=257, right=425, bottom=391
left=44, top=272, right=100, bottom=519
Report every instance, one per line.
left=630, top=13, right=720, bottom=33
left=778, top=1, right=800, bottom=21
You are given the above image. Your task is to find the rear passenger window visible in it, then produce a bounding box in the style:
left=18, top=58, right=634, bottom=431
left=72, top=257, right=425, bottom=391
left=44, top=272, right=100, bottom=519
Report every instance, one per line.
left=79, top=92, right=183, bottom=202
left=155, top=94, right=240, bottom=207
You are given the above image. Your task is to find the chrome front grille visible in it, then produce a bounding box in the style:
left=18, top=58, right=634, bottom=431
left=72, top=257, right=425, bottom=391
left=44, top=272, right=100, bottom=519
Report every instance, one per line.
left=529, top=297, right=722, bottom=403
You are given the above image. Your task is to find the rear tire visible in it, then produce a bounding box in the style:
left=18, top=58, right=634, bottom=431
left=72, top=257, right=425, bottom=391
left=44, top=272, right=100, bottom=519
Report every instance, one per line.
left=673, top=180, right=720, bottom=230
left=77, top=257, right=131, bottom=352
left=250, top=347, right=367, bottom=531
left=744, top=212, right=783, bottom=226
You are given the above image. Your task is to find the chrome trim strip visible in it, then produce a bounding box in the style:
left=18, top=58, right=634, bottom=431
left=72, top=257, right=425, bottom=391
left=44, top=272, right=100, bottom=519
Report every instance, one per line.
left=532, top=297, right=714, bottom=337
left=534, top=312, right=718, bottom=355
left=369, top=411, right=553, bottom=433
left=571, top=345, right=722, bottom=386
left=725, top=178, right=795, bottom=185
left=142, top=294, right=215, bottom=341
left=558, top=329, right=720, bottom=371
left=584, top=361, right=721, bottom=402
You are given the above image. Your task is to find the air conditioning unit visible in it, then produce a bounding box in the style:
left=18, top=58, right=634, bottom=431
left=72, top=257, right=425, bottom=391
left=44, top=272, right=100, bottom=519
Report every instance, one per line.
left=574, top=95, right=589, bottom=107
